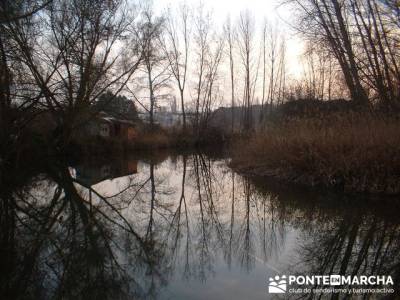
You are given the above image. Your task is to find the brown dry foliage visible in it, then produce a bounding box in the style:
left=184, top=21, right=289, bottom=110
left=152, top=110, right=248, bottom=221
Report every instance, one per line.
left=233, top=112, right=400, bottom=194
left=134, top=131, right=171, bottom=149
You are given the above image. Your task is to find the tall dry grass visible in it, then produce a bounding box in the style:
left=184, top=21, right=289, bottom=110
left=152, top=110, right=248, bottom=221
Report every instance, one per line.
left=232, top=112, right=400, bottom=194
left=134, top=130, right=171, bottom=149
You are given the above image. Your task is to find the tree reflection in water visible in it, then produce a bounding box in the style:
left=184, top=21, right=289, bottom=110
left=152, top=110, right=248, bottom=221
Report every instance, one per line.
left=0, top=161, right=153, bottom=299
left=1, top=153, right=399, bottom=299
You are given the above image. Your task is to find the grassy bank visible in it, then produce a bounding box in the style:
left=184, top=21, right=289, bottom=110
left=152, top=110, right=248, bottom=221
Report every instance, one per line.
left=231, top=112, right=400, bottom=195
left=72, top=125, right=227, bottom=155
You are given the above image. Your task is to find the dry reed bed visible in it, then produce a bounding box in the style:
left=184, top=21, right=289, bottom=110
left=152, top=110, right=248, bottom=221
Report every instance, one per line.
left=232, top=113, right=400, bottom=194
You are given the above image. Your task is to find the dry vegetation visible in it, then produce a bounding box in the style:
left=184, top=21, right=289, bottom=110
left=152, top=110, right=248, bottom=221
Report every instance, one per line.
left=131, top=126, right=226, bottom=149
left=134, top=129, right=171, bottom=149
left=71, top=125, right=227, bottom=155
left=232, top=113, right=400, bottom=195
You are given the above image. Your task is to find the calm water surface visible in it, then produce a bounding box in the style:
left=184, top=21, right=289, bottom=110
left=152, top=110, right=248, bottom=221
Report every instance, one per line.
left=1, top=152, right=399, bottom=299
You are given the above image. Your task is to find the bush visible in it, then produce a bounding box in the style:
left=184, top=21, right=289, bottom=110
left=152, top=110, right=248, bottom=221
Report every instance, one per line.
left=133, top=129, right=170, bottom=149
left=232, top=112, right=400, bottom=194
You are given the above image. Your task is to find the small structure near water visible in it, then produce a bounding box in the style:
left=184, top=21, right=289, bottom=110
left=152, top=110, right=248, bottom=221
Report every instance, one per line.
left=85, top=112, right=138, bottom=141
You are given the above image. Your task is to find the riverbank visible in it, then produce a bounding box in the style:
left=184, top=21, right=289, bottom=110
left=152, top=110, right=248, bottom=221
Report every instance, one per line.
left=70, top=125, right=227, bottom=156
left=231, top=112, right=400, bottom=195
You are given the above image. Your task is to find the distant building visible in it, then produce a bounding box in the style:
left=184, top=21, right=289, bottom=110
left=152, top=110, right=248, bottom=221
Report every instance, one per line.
left=136, top=94, right=199, bottom=128
left=84, top=112, right=138, bottom=141
left=138, top=111, right=193, bottom=128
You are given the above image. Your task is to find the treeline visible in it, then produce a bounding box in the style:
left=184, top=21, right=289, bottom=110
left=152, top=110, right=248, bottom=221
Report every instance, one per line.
left=1, top=0, right=399, bottom=161
left=0, top=0, right=293, bottom=158
left=0, top=0, right=144, bottom=156
left=287, top=0, right=400, bottom=109
left=122, top=2, right=289, bottom=134
left=232, top=0, right=400, bottom=194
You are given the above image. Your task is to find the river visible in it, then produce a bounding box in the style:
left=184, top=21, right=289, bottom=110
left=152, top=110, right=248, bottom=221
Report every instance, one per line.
left=1, top=151, right=399, bottom=299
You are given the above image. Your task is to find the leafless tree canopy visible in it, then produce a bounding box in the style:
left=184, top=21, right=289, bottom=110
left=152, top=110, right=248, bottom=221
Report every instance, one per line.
left=1, top=0, right=400, bottom=154
left=287, top=0, right=400, bottom=108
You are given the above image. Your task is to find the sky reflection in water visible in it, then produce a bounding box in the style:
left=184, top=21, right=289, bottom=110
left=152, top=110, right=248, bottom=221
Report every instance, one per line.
left=1, top=153, right=399, bottom=299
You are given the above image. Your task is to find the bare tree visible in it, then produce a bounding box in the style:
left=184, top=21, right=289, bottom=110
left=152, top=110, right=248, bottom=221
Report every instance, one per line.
left=265, top=22, right=280, bottom=114
left=161, top=3, right=190, bottom=130
left=0, top=1, right=48, bottom=158
left=192, top=6, right=225, bottom=134
left=288, top=0, right=369, bottom=105
left=287, top=0, right=400, bottom=108
left=192, top=3, right=210, bottom=133
left=4, top=0, right=144, bottom=147
left=0, top=0, right=52, bottom=23
left=350, top=0, right=400, bottom=108
left=224, top=16, right=236, bottom=133
left=260, top=18, right=267, bottom=119
left=276, top=39, right=287, bottom=105
left=237, top=10, right=256, bottom=132
left=136, top=6, right=169, bottom=128
left=199, top=32, right=225, bottom=131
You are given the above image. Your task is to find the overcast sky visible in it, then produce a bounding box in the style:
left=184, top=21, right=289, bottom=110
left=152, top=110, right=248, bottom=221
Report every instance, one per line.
left=141, top=0, right=306, bottom=109
left=154, top=0, right=305, bottom=78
